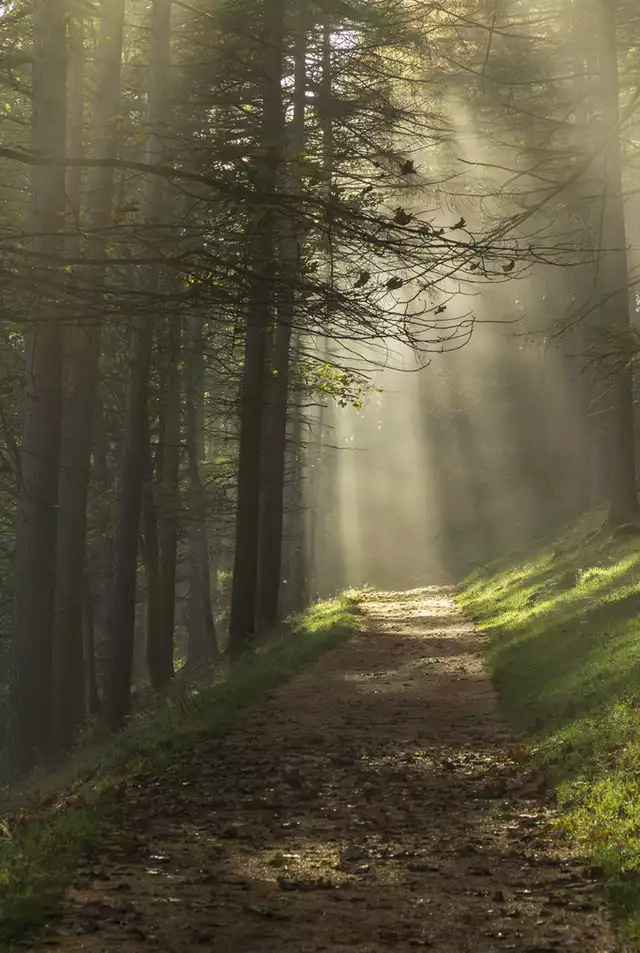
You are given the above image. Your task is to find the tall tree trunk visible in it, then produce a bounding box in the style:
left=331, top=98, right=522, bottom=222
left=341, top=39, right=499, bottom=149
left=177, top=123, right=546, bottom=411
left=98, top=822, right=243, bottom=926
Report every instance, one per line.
left=280, top=333, right=307, bottom=615
left=105, top=323, right=154, bottom=728
left=8, top=0, right=67, bottom=771
left=54, top=0, right=125, bottom=750
left=154, top=317, right=180, bottom=686
left=597, top=0, right=638, bottom=524
left=92, top=398, right=114, bottom=658
left=228, top=0, right=286, bottom=657
left=307, top=17, right=335, bottom=600
left=82, top=572, right=101, bottom=717
left=185, top=316, right=218, bottom=669
left=142, top=432, right=163, bottom=685
left=53, top=0, right=87, bottom=751
left=105, top=0, right=173, bottom=728
left=257, top=4, right=307, bottom=630
left=567, top=5, right=602, bottom=513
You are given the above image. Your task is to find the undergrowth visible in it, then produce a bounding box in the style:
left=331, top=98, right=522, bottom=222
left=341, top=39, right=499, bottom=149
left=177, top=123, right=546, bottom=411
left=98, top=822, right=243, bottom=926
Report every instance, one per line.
left=0, top=593, right=359, bottom=950
left=458, top=513, right=640, bottom=943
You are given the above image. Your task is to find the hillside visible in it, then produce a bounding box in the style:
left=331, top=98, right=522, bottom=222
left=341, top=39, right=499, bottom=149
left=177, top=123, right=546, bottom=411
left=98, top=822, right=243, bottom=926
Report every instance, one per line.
left=459, top=514, right=640, bottom=943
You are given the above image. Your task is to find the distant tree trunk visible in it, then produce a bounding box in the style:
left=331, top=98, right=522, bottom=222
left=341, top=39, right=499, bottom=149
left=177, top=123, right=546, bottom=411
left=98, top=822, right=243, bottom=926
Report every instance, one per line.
left=280, top=334, right=307, bottom=615
left=82, top=573, right=101, bottom=717
left=155, top=317, right=181, bottom=685
left=64, top=3, right=84, bottom=230
left=54, top=0, right=125, bottom=750
left=105, top=0, right=172, bottom=728
left=185, top=315, right=218, bottom=668
left=307, top=17, right=335, bottom=600
left=228, top=0, right=286, bottom=657
left=257, top=5, right=307, bottom=631
left=92, top=398, right=114, bottom=650
left=105, top=323, right=154, bottom=728
left=53, top=0, right=87, bottom=751
left=567, top=16, right=603, bottom=514
left=596, top=0, right=638, bottom=524
left=142, top=433, right=164, bottom=685
left=8, top=0, right=67, bottom=772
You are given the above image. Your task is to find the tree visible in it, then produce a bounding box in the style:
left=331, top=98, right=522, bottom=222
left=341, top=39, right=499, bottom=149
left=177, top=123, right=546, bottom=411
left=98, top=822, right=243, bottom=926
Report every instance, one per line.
left=9, top=0, right=67, bottom=771
left=53, top=0, right=127, bottom=751
left=595, top=0, right=638, bottom=524
left=228, top=0, right=287, bottom=657
left=105, top=0, right=173, bottom=728
left=257, top=0, right=308, bottom=630
left=185, top=315, right=218, bottom=669
left=154, top=314, right=181, bottom=687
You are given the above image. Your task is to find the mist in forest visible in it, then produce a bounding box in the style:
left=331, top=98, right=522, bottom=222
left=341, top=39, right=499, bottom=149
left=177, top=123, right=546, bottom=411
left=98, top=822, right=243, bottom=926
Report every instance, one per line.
left=302, top=0, right=640, bottom=596
left=305, top=288, right=590, bottom=596
left=2, top=0, right=640, bottom=781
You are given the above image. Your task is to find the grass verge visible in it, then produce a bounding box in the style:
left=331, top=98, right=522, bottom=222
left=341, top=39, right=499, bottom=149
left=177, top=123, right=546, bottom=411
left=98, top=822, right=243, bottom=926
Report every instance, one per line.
left=0, top=593, right=359, bottom=950
left=457, top=514, right=640, bottom=943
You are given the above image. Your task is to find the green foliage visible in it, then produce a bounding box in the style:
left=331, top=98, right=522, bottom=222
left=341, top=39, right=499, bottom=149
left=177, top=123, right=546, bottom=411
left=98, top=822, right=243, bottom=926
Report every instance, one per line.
left=458, top=515, right=640, bottom=942
left=292, top=361, right=372, bottom=409
left=0, top=594, right=359, bottom=950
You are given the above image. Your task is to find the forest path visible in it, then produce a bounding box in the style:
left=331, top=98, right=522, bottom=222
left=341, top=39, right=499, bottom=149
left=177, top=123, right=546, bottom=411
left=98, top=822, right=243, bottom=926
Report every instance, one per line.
left=27, top=588, right=618, bottom=953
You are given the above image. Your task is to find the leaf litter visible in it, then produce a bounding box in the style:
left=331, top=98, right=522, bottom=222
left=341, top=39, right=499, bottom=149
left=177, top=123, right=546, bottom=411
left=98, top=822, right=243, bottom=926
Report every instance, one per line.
left=24, top=587, right=619, bottom=952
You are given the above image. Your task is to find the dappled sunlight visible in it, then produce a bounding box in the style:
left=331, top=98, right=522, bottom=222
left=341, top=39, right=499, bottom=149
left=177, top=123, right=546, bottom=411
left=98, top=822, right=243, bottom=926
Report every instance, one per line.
left=120, top=586, right=591, bottom=949
left=28, top=589, right=615, bottom=953
left=223, top=829, right=408, bottom=889
left=460, top=523, right=640, bottom=935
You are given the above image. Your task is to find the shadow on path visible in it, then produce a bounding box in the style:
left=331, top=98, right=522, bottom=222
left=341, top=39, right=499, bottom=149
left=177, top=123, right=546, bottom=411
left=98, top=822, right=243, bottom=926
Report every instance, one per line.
left=27, top=588, right=618, bottom=953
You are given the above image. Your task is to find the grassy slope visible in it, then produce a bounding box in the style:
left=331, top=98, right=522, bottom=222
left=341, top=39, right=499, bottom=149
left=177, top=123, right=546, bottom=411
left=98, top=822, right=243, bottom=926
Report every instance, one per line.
left=0, top=594, right=359, bottom=949
left=458, top=514, right=640, bottom=941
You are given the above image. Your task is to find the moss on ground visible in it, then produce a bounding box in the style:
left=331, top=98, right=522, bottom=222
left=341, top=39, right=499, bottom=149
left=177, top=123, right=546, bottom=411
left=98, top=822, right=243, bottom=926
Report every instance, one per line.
left=458, top=515, right=640, bottom=941
left=0, top=594, right=359, bottom=950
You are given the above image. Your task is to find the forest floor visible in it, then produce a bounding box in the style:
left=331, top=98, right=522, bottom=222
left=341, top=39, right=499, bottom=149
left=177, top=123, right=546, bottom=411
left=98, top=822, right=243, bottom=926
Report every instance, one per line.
left=23, top=588, right=619, bottom=953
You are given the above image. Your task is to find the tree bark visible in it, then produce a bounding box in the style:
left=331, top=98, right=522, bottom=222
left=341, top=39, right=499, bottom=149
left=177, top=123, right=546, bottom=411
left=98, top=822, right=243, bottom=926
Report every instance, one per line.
left=91, top=398, right=114, bottom=657
left=306, top=17, right=334, bottom=601
left=229, top=0, right=286, bottom=657
left=280, top=333, right=307, bottom=615
left=82, top=572, right=101, bottom=717
left=53, top=1, right=87, bottom=751
left=185, top=315, right=218, bottom=669
left=105, top=0, right=173, bottom=728
left=155, top=317, right=181, bottom=686
left=596, top=0, right=638, bottom=524
left=142, top=432, right=164, bottom=686
left=257, top=4, right=307, bottom=630
left=53, top=0, right=125, bottom=751
left=9, top=0, right=67, bottom=772
left=105, top=322, right=154, bottom=728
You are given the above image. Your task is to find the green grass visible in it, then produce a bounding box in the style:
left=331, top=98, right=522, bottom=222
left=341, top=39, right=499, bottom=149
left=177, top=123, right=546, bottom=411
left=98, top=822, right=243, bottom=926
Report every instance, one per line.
left=457, top=514, right=640, bottom=942
left=0, top=593, right=359, bottom=950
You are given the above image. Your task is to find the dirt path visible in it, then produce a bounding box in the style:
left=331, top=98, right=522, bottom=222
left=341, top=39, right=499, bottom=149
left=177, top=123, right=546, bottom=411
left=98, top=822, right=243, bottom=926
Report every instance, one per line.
left=28, top=589, right=618, bottom=952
